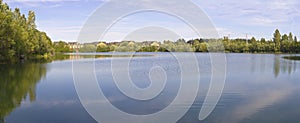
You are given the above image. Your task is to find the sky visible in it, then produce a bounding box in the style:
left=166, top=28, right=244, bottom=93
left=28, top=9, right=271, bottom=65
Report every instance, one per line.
left=3, top=0, right=300, bottom=42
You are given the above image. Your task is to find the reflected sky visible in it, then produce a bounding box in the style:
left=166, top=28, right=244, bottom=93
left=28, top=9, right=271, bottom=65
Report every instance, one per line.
left=1, top=53, right=300, bottom=123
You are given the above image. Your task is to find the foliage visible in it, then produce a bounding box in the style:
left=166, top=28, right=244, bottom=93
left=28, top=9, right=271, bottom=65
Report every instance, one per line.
left=273, top=29, right=281, bottom=52
left=79, top=44, right=97, bottom=52
left=57, top=29, right=300, bottom=54
left=89, top=29, right=300, bottom=53
left=0, top=1, right=53, bottom=60
left=53, top=41, right=70, bottom=53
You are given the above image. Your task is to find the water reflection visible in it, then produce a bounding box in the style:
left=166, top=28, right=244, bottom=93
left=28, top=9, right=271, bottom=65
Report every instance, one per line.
left=201, top=54, right=300, bottom=123
left=274, top=55, right=297, bottom=77
left=1, top=53, right=300, bottom=123
left=244, top=54, right=298, bottom=77
left=0, top=63, right=47, bottom=122
left=54, top=53, right=154, bottom=61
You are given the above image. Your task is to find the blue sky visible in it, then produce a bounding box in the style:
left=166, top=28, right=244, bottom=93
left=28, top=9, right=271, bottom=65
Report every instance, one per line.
left=3, top=0, right=300, bottom=42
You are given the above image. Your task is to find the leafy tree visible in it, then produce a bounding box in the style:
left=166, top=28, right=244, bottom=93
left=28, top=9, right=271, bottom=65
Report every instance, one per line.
left=199, top=42, right=208, bottom=52
left=273, top=29, right=281, bottom=52
left=79, top=45, right=97, bottom=52
left=96, top=42, right=110, bottom=52
left=288, top=32, right=293, bottom=42
left=260, top=38, right=266, bottom=43
left=27, top=11, right=36, bottom=29
left=0, top=1, right=53, bottom=60
left=282, top=34, right=288, bottom=41
left=249, top=37, right=257, bottom=52
left=53, top=41, right=70, bottom=53
left=176, top=38, right=186, bottom=44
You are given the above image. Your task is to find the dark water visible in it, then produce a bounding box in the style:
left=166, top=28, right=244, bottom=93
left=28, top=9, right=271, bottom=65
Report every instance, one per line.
left=1, top=53, right=300, bottom=123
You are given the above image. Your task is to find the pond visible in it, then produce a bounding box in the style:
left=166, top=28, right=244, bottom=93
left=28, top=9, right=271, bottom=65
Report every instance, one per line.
left=1, top=53, right=300, bottom=123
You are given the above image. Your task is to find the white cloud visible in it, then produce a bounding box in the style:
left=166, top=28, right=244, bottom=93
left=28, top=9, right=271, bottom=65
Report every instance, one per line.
left=196, top=0, right=300, bottom=24
left=4, top=0, right=300, bottom=41
left=193, top=0, right=300, bottom=38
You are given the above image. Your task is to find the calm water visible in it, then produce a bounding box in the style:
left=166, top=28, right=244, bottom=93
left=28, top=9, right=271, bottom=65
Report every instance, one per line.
left=1, top=53, right=300, bottom=123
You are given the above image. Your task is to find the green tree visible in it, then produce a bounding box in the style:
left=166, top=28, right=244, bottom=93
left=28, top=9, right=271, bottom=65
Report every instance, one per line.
left=249, top=37, right=257, bottom=52
left=96, top=42, right=110, bottom=52
left=281, top=34, right=291, bottom=53
left=53, top=41, right=70, bottom=52
left=0, top=1, right=53, bottom=60
left=288, top=32, right=293, bottom=42
left=79, top=45, right=97, bottom=52
left=260, top=38, right=266, bottom=43
left=273, top=29, right=281, bottom=52
left=282, top=34, right=288, bottom=41
left=199, top=42, right=208, bottom=52
left=176, top=38, right=186, bottom=44
left=27, top=11, right=36, bottom=29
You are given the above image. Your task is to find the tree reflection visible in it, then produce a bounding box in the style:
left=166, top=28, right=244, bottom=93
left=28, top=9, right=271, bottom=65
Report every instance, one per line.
left=0, top=63, right=47, bottom=122
left=273, top=55, right=297, bottom=77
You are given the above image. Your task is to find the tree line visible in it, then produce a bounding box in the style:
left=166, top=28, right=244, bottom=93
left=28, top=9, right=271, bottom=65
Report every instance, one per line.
left=222, top=29, right=300, bottom=53
left=54, top=29, right=299, bottom=53
left=0, top=0, right=53, bottom=61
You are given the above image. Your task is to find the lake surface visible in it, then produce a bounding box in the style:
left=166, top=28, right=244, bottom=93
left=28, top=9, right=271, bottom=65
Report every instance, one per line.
left=1, top=53, right=300, bottom=123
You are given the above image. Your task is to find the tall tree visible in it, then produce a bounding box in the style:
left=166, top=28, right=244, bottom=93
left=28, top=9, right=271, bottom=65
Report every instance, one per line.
left=281, top=34, right=291, bottom=53
left=261, top=38, right=266, bottom=43
left=27, top=11, right=36, bottom=29
left=0, top=1, right=53, bottom=60
left=288, top=32, right=293, bottom=42
left=249, top=37, right=257, bottom=52
left=250, top=37, right=257, bottom=44
left=273, top=29, right=281, bottom=52
left=282, top=34, right=288, bottom=41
